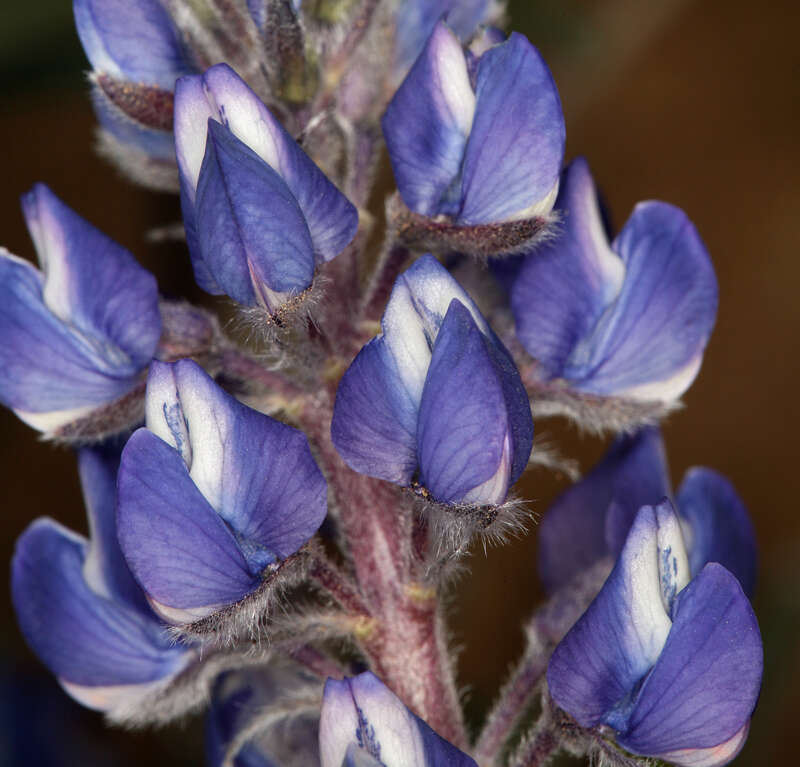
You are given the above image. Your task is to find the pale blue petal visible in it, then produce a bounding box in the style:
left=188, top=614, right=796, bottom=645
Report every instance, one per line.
left=117, top=429, right=260, bottom=623
left=383, top=21, right=476, bottom=216
left=195, top=120, right=315, bottom=307
left=619, top=564, right=762, bottom=759
left=331, top=336, right=419, bottom=485
left=565, top=202, right=718, bottom=400
left=511, top=158, right=624, bottom=376
left=144, top=359, right=327, bottom=558
left=677, top=468, right=757, bottom=597
left=417, top=300, right=513, bottom=505
left=21, top=184, right=161, bottom=370
left=11, top=518, right=186, bottom=692
left=547, top=505, right=680, bottom=727
left=73, top=0, right=189, bottom=88
left=538, top=428, right=671, bottom=593
left=458, top=33, right=564, bottom=224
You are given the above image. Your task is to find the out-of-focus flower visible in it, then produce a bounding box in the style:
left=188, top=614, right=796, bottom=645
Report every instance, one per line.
left=547, top=501, right=762, bottom=767
left=319, top=672, right=477, bottom=767
left=117, top=359, right=327, bottom=627
left=174, top=64, right=358, bottom=314
left=206, top=665, right=321, bottom=767
left=538, top=427, right=757, bottom=597
left=393, top=0, right=505, bottom=77
left=383, top=21, right=563, bottom=228
left=73, top=0, right=193, bottom=186
left=332, top=254, right=532, bottom=507
left=0, top=184, right=160, bottom=435
left=511, top=157, right=718, bottom=403
left=11, top=447, right=193, bottom=716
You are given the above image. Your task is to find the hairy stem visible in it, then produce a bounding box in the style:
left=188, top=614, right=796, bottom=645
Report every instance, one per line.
left=302, top=394, right=467, bottom=748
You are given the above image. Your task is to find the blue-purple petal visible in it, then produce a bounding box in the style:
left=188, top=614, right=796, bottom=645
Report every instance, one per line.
left=511, top=158, right=624, bottom=376
left=458, top=33, right=564, bottom=224
left=677, top=468, right=757, bottom=597
left=618, top=563, right=762, bottom=758
left=383, top=21, right=476, bottom=217
left=538, top=428, right=671, bottom=593
left=117, top=429, right=260, bottom=622
left=177, top=64, right=357, bottom=264
left=394, top=0, right=491, bottom=74
left=79, top=447, right=149, bottom=614
left=547, top=505, right=674, bottom=727
left=195, top=120, right=315, bottom=307
left=144, top=359, right=327, bottom=560
left=0, top=255, right=134, bottom=417
left=320, top=672, right=477, bottom=767
left=417, top=300, right=515, bottom=505
left=73, top=0, right=189, bottom=89
left=11, top=518, right=185, bottom=692
left=564, top=202, right=718, bottom=400
left=21, top=184, right=161, bottom=369
left=331, top=336, right=419, bottom=485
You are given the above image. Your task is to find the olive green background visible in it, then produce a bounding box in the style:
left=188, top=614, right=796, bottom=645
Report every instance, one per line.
left=0, top=1, right=798, bottom=764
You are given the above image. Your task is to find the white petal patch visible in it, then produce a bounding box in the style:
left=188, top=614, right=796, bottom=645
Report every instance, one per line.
left=429, top=22, right=476, bottom=139
left=657, top=722, right=750, bottom=767
left=617, top=507, right=673, bottom=677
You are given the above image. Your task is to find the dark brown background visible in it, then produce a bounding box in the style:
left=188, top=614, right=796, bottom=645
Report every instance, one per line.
left=1, top=1, right=797, bottom=764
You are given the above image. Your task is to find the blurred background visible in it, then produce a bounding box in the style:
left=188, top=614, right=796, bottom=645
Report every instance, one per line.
left=1, top=0, right=797, bottom=764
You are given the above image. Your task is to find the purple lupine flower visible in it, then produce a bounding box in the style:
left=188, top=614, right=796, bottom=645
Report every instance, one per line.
left=11, top=447, right=193, bottom=715
left=383, top=20, right=564, bottom=226
left=206, top=666, right=321, bottom=767
left=116, top=359, right=327, bottom=625
left=319, top=672, right=477, bottom=767
left=511, top=157, right=718, bottom=402
left=538, top=427, right=757, bottom=597
left=73, top=0, right=191, bottom=171
left=547, top=501, right=762, bottom=767
left=0, top=184, right=161, bottom=433
left=393, top=1, right=503, bottom=77
left=174, top=63, right=358, bottom=312
left=331, top=254, right=532, bottom=507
